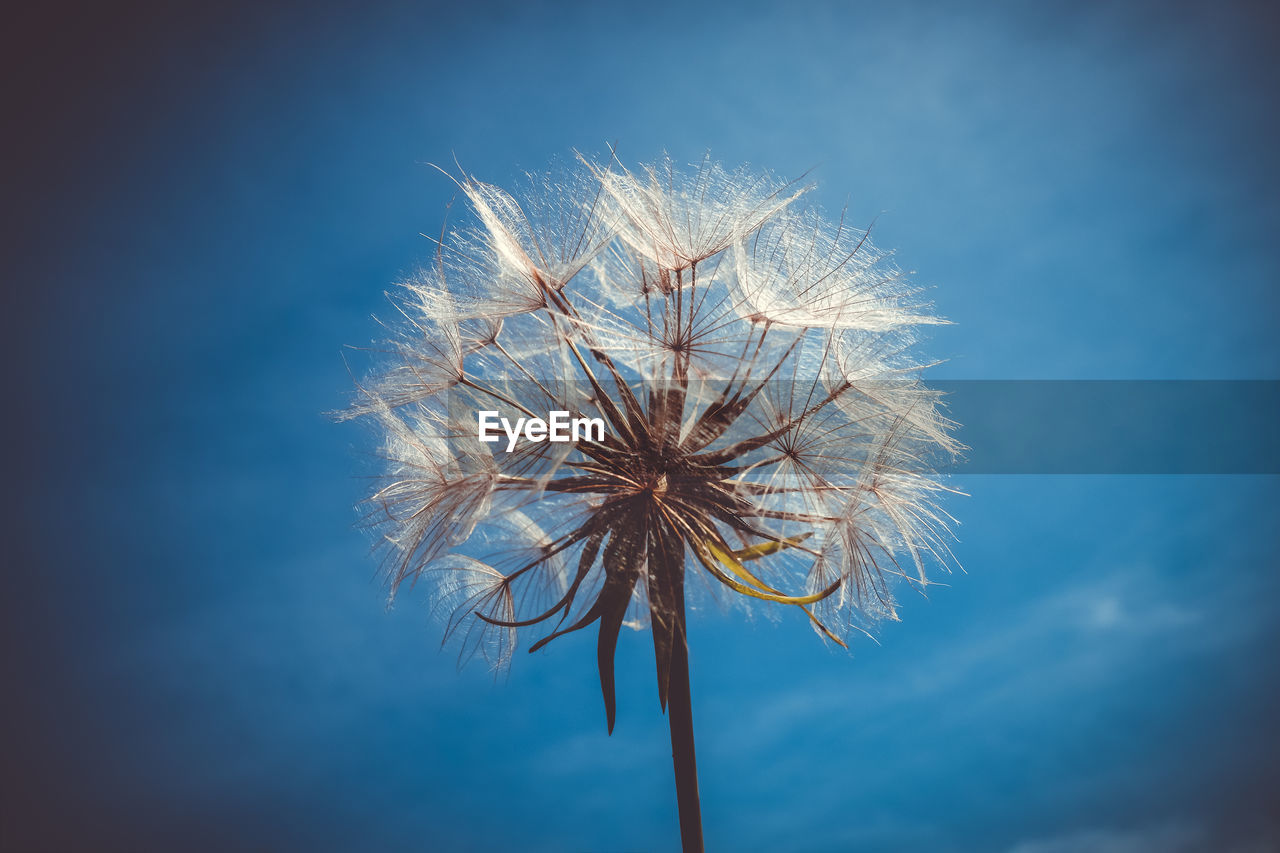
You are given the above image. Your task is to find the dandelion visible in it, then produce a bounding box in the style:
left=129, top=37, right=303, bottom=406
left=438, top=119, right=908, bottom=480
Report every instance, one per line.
left=342, top=151, right=960, bottom=851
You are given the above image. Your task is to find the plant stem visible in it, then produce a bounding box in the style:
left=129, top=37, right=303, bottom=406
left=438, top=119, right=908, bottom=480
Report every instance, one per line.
left=667, top=629, right=704, bottom=852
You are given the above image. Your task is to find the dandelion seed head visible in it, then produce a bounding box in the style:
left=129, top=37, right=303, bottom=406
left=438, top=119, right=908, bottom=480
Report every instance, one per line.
left=345, top=149, right=961, bottom=720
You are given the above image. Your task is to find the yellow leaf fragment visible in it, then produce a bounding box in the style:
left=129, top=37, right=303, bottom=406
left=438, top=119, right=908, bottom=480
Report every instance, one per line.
left=731, top=532, right=813, bottom=562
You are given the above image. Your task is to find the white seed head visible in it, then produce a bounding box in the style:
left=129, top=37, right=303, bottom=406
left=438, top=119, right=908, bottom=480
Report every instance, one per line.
left=345, top=151, right=961, bottom=676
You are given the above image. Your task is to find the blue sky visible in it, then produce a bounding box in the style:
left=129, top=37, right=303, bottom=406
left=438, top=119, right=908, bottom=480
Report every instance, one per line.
left=6, top=1, right=1279, bottom=850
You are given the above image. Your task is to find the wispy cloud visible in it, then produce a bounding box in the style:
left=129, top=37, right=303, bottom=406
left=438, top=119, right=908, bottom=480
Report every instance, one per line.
left=1007, top=819, right=1280, bottom=853
left=714, top=558, right=1239, bottom=751
left=1007, top=821, right=1206, bottom=853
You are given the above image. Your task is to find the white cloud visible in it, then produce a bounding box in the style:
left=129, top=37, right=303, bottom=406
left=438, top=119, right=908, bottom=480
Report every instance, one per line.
left=1007, top=820, right=1280, bottom=853
left=1007, top=821, right=1205, bottom=853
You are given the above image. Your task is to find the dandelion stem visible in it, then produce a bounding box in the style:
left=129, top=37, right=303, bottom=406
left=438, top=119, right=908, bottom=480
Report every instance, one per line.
left=667, top=623, right=704, bottom=853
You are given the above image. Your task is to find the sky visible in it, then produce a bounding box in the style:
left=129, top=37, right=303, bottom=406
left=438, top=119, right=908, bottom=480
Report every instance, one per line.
left=5, top=1, right=1279, bottom=850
